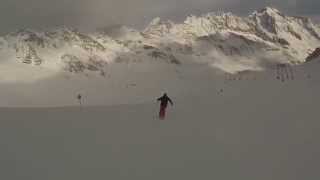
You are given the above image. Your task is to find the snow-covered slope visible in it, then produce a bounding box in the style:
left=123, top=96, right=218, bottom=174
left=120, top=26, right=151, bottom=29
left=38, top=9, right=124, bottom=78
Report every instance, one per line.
left=1, top=50, right=320, bottom=180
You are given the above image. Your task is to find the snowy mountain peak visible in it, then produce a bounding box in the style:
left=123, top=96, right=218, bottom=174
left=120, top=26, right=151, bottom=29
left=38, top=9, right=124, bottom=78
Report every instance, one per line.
left=143, top=17, right=175, bottom=38
left=149, top=17, right=162, bottom=26
left=96, top=25, right=142, bottom=41
left=258, top=7, right=282, bottom=15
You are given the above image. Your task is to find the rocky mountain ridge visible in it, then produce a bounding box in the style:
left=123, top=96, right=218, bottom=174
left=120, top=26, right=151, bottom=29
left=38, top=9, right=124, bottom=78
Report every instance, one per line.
left=0, top=7, right=319, bottom=75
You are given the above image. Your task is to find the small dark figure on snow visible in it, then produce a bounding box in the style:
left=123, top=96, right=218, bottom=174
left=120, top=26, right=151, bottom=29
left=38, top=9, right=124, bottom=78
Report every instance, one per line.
left=157, top=93, right=173, bottom=120
left=77, top=94, right=82, bottom=106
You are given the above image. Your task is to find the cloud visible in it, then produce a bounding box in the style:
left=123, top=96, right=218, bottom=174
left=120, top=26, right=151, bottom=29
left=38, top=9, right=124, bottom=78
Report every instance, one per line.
left=0, top=0, right=318, bottom=35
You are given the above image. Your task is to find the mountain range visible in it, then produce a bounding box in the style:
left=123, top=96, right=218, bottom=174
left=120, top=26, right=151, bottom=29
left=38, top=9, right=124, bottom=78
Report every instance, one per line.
left=0, top=7, right=319, bottom=77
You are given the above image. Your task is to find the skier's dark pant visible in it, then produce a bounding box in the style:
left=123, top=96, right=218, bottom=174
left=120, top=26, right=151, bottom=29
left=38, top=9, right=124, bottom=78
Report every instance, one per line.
left=159, top=105, right=167, bottom=119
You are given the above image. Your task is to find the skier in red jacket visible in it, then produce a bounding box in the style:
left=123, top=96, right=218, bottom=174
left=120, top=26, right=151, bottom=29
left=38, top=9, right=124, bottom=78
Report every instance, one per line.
left=157, top=93, right=173, bottom=120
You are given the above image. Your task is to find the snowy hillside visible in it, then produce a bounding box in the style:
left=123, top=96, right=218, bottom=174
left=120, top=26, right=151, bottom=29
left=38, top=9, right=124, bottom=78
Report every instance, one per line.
left=1, top=47, right=320, bottom=180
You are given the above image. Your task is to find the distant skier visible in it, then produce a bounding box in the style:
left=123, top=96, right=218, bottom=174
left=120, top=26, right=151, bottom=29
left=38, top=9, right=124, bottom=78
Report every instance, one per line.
left=157, top=93, right=173, bottom=120
left=77, top=94, right=82, bottom=106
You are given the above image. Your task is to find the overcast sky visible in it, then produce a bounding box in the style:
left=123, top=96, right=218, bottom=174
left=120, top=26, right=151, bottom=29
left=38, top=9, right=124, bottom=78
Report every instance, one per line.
left=0, top=0, right=319, bottom=34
